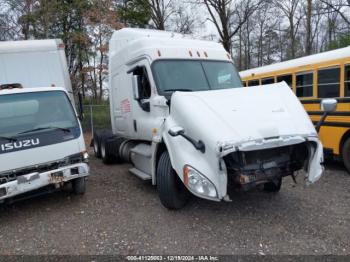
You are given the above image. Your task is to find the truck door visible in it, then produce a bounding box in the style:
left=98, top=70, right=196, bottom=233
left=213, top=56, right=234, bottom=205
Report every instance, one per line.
left=129, top=60, right=163, bottom=141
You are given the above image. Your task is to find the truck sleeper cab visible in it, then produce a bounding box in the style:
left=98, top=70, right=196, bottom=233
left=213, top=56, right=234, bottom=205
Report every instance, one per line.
left=0, top=86, right=89, bottom=203
left=94, top=28, right=325, bottom=210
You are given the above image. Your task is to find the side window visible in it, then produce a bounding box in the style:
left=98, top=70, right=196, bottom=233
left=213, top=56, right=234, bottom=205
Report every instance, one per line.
left=261, top=77, right=274, bottom=85
left=242, top=81, right=247, bottom=87
left=134, top=66, right=151, bottom=100
left=344, top=64, right=350, bottom=97
left=318, top=67, right=340, bottom=98
left=296, top=72, right=313, bottom=97
left=248, top=79, right=259, bottom=86
left=277, top=74, right=292, bottom=88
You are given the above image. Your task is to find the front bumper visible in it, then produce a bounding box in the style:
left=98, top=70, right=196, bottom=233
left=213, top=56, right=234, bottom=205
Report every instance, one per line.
left=0, top=163, right=89, bottom=201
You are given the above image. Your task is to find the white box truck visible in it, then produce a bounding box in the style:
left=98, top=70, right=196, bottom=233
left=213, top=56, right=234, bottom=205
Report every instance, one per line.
left=0, top=40, right=89, bottom=203
left=93, top=28, right=334, bottom=209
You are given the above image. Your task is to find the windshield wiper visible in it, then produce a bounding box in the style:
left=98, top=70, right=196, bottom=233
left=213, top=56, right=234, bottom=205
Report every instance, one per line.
left=164, top=88, right=193, bottom=92
left=0, top=136, right=17, bottom=142
left=18, top=126, right=71, bottom=135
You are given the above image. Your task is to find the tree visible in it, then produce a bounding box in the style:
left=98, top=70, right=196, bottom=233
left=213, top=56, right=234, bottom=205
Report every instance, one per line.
left=320, top=0, right=350, bottom=26
left=117, top=0, right=151, bottom=27
left=202, top=0, right=261, bottom=53
left=148, top=0, right=175, bottom=30
left=274, top=0, right=302, bottom=59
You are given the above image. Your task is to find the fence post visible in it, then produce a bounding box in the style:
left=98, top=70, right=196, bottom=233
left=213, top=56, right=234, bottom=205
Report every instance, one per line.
left=90, top=104, right=94, bottom=135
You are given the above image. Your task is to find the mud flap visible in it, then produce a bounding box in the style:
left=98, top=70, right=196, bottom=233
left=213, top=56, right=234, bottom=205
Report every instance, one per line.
left=305, top=139, right=324, bottom=185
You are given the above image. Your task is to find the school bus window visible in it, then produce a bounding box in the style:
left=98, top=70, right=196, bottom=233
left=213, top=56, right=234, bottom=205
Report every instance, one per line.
left=261, top=77, right=274, bottom=85
left=317, top=67, right=340, bottom=98
left=296, top=72, right=313, bottom=97
left=242, top=81, right=247, bottom=87
left=277, top=74, right=292, bottom=88
left=345, top=64, right=350, bottom=97
left=248, top=80, right=259, bottom=86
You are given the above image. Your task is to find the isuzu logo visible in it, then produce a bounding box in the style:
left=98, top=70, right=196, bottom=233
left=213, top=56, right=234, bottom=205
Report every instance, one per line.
left=0, top=138, right=40, bottom=152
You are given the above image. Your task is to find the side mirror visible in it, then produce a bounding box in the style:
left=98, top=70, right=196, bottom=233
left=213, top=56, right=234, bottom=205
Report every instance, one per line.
left=321, top=98, right=337, bottom=113
left=168, top=126, right=185, bottom=137
left=316, top=98, right=337, bottom=133
left=132, top=75, right=140, bottom=100
left=78, top=92, right=84, bottom=121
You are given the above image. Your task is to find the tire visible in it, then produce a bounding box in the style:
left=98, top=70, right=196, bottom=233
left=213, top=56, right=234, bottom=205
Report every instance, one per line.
left=72, top=177, right=86, bottom=195
left=101, top=137, right=117, bottom=164
left=263, top=177, right=282, bottom=192
left=93, top=130, right=102, bottom=158
left=156, top=151, right=189, bottom=210
left=93, top=130, right=113, bottom=158
left=342, top=138, right=350, bottom=174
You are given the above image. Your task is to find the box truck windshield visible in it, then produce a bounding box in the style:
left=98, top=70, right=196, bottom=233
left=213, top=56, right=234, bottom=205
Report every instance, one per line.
left=152, top=60, right=242, bottom=94
left=0, top=91, right=79, bottom=139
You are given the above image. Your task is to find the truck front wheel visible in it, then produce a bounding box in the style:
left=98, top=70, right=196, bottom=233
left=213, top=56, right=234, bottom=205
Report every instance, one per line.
left=72, top=177, right=86, bottom=195
left=156, top=151, right=189, bottom=210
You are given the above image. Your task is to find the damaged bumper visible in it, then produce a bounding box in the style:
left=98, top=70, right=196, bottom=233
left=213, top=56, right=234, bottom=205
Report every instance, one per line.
left=0, top=163, right=89, bottom=201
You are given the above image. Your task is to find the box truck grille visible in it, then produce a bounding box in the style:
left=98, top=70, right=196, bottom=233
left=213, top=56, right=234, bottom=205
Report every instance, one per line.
left=0, top=153, right=83, bottom=185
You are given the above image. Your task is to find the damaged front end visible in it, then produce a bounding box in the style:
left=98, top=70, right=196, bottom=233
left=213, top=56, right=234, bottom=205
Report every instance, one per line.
left=219, top=136, right=323, bottom=193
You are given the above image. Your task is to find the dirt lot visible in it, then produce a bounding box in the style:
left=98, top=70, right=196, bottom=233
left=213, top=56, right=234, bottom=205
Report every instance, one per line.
left=0, top=142, right=349, bottom=256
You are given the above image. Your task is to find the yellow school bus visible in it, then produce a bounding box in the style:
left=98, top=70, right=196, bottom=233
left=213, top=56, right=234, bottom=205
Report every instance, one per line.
left=240, top=46, right=350, bottom=172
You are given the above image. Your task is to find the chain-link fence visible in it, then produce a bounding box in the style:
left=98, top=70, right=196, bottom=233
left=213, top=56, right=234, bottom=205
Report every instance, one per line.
left=81, top=104, right=111, bottom=133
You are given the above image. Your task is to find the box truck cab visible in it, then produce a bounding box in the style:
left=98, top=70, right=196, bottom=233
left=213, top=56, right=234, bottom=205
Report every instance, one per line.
left=0, top=40, right=89, bottom=203
left=0, top=86, right=89, bottom=202
left=94, top=28, right=327, bottom=209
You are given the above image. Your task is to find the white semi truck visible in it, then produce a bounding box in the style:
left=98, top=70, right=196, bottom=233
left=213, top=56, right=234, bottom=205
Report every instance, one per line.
left=0, top=40, right=89, bottom=203
left=93, top=28, right=335, bottom=209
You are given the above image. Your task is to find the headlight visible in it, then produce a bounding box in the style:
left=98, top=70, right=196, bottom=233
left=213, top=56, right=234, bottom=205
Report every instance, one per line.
left=82, top=151, right=89, bottom=163
left=183, top=165, right=218, bottom=199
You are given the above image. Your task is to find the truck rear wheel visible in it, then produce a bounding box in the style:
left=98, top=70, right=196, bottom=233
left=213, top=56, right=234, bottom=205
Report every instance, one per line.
left=263, top=177, right=282, bottom=192
left=342, top=138, right=350, bottom=174
left=93, top=130, right=113, bottom=158
left=93, top=130, right=103, bottom=158
left=72, top=177, right=86, bottom=195
left=101, top=137, right=117, bottom=164
left=156, top=151, right=189, bottom=210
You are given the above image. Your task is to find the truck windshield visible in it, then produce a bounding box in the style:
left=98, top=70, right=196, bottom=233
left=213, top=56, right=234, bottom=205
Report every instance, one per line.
left=0, top=91, right=78, bottom=137
left=152, top=60, right=242, bottom=95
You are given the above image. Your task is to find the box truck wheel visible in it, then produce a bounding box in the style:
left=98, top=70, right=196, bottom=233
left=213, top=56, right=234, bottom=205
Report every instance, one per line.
left=342, top=138, right=350, bottom=174
left=72, top=177, right=86, bottom=195
left=156, top=151, right=189, bottom=209
left=263, top=177, right=282, bottom=192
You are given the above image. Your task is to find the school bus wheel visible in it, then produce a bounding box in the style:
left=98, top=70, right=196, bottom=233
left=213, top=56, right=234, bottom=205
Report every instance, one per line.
left=341, top=138, right=350, bottom=174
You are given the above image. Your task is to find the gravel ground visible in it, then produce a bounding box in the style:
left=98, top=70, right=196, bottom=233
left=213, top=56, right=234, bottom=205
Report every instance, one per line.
left=0, top=145, right=349, bottom=255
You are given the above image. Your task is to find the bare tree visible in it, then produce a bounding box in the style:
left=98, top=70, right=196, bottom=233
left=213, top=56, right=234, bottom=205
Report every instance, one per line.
left=202, top=0, right=261, bottom=53
left=148, top=0, right=175, bottom=30
left=320, top=0, right=350, bottom=26
left=275, top=0, right=302, bottom=59
left=170, top=3, right=199, bottom=34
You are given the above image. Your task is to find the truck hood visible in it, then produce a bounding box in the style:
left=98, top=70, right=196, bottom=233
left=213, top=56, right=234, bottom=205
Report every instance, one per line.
left=170, top=82, right=317, bottom=152
left=0, top=136, right=86, bottom=174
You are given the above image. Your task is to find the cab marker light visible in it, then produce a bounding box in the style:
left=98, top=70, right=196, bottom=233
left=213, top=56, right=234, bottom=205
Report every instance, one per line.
left=197, top=51, right=201, bottom=57
left=204, top=51, right=208, bottom=58
left=157, top=50, right=161, bottom=57
left=189, top=50, right=193, bottom=57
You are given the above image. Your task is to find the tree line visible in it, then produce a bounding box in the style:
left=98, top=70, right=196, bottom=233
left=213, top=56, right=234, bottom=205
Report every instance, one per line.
left=0, top=0, right=349, bottom=100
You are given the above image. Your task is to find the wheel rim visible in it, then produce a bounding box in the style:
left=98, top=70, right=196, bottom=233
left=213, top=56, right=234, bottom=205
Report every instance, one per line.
left=101, top=144, right=106, bottom=158
left=94, top=140, right=99, bottom=153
